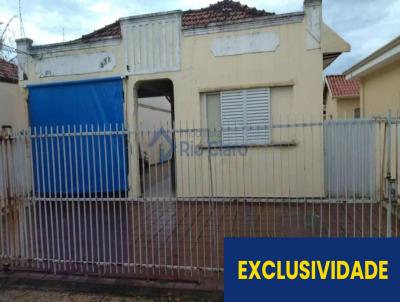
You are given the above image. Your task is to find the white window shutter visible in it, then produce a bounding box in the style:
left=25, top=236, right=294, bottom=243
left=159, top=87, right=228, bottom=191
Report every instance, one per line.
left=244, top=88, right=271, bottom=144
left=220, top=88, right=271, bottom=145
left=221, top=90, right=245, bottom=145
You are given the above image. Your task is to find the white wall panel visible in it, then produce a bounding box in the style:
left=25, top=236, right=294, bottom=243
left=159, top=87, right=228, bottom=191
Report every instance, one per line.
left=35, top=52, right=116, bottom=78
left=122, top=13, right=181, bottom=75
left=211, top=32, right=279, bottom=57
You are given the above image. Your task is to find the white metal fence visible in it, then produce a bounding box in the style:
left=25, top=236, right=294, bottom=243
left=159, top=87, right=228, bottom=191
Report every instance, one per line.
left=324, top=119, right=378, bottom=198
left=0, top=116, right=399, bottom=287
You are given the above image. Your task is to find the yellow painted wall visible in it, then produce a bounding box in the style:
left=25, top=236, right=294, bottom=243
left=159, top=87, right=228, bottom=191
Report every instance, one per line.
left=325, top=92, right=337, bottom=120
left=0, top=81, right=27, bottom=129
left=172, top=22, right=324, bottom=197
left=336, top=97, right=360, bottom=119
left=326, top=92, right=360, bottom=120
left=173, top=116, right=324, bottom=198
left=0, top=81, right=29, bottom=205
left=357, top=59, right=400, bottom=195
left=361, top=60, right=400, bottom=117
left=177, top=24, right=323, bottom=120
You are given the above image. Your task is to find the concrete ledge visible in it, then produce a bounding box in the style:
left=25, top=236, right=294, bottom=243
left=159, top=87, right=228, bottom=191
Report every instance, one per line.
left=0, top=271, right=223, bottom=301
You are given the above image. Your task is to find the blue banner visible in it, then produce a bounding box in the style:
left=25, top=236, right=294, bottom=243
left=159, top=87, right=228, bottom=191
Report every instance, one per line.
left=28, top=77, right=127, bottom=194
left=224, top=238, right=399, bottom=302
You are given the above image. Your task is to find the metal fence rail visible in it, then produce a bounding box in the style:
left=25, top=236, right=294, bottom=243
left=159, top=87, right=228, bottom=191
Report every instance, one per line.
left=0, top=116, right=399, bottom=287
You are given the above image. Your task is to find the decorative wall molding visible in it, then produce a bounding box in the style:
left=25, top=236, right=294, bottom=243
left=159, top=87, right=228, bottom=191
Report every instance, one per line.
left=211, top=32, right=279, bottom=57
left=122, top=12, right=181, bottom=75
left=35, top=52, right=117, bottom=78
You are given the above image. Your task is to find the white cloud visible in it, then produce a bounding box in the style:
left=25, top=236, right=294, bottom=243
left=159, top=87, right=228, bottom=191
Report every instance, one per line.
left=90, top=2, right=114, bottom=14
left=324, top=0, right=400, bottom=74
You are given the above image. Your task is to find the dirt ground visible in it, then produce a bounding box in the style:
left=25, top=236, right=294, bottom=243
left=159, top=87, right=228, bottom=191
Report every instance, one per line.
left=0, top=288, right=208, bottom=302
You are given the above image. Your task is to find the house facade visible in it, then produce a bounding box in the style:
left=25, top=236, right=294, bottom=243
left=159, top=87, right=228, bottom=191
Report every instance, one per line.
left=345, top=35, right=400, bottom=117
left=15, top=0, right=349, bottom=198
left=324, top=75, right=360, bottom=120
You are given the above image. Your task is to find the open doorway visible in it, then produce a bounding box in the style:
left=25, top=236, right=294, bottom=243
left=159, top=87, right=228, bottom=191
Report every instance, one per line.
left=136, top=79, right=175, bottom=197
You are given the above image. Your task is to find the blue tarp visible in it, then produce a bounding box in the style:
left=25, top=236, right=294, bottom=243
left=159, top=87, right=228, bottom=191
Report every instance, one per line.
left=28, top=77, right=127, bottom=195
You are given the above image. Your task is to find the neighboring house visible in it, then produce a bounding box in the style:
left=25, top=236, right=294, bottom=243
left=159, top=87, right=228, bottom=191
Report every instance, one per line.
left=0, top=58, right=27, bottom=130
left=324, top=75, right=360, bottom=120
left=15, top=0, right=349, bottom=198
left=0, top=59, right=28, bottom=206
left=344, top=35, right=400, bottom=117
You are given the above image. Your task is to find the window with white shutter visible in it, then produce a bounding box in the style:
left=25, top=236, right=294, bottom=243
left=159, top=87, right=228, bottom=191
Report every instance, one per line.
left=205, top=88, right=271, bottom=146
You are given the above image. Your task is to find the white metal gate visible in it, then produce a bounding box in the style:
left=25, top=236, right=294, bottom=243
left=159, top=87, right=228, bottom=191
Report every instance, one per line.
left=0, top=116, right=399, bottom=289
left=324, top=119, right=378, bottom=198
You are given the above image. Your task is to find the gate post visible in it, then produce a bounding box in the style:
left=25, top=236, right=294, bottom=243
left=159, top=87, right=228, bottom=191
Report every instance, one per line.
left=386, top=111, right=392, bottom=237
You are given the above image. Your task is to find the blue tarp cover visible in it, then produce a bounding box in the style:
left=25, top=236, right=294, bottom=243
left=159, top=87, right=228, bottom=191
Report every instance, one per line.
left=28, top=77, right=127, bottom=195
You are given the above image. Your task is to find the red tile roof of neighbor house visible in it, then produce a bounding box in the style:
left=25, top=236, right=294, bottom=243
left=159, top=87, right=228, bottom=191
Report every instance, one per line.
left=0, top=58, right=18, bottom=83
left=77, top=1, right=274, bottom=41
left=326, top=75, right=360, bottom=98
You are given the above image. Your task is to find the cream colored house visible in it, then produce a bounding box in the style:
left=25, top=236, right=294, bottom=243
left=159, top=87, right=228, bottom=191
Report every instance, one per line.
left=324, top=75, right=360, bottom=120
left=15, top=0, right=349, bottom=198
left=345, top=35, right=400, bottom=117
left=0, top=59, right=26, bottom=130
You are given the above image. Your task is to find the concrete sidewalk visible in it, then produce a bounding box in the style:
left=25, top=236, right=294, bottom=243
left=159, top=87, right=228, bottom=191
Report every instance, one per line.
left=0, top=272, right=221, bottom=302
left=0, top=288, right=151, bottom=301
left=0, top=288, right=211, bottom=301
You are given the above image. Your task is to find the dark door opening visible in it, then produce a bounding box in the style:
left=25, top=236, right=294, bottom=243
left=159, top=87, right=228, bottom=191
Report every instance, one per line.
left=136, top=79, right=175, bottom=197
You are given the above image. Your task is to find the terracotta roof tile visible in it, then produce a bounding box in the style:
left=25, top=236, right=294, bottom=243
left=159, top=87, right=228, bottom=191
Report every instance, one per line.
left=0, top=58, right=18, bottom=83
left=77, top=1, right=274, bottom=41
left=182, top=0, right=274, bottom=28
left=77, top=20, right=121, bottom=43
left=326, top=75, right=360, bottom=98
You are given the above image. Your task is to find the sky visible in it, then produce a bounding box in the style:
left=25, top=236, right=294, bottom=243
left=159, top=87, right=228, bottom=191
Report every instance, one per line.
left=1, top=0, right=399, bottom=74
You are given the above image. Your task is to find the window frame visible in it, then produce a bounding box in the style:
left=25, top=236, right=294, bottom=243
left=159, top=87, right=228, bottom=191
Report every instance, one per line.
left=202, top=88, right=272, bottom=147
left=203, top=92, right=222, bottom=146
